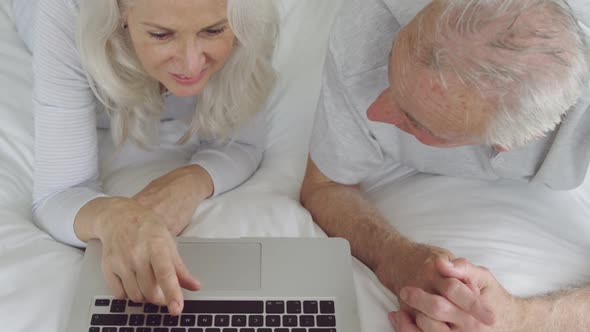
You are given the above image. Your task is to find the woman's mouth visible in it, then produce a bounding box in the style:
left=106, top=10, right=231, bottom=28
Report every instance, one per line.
left=170, top=68, right=208, bottom=86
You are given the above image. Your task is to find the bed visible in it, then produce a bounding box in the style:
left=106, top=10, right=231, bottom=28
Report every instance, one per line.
left=1, top=1, right=590, bottom=331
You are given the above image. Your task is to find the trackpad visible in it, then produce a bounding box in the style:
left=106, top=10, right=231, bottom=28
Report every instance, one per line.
left=178, top=243, right=261, bottom=291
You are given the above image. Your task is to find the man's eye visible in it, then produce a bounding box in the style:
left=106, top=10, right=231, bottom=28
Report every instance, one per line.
left=149, top=32, right=172, bottom=40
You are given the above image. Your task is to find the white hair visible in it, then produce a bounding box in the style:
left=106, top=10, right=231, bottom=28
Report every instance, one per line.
left=418, top=0, right=590, bottom=148
left=77, top=0, right=278, bottom=147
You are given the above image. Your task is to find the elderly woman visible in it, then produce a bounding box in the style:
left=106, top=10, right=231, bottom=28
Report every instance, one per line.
left=11, top=0, right=278, bottom=315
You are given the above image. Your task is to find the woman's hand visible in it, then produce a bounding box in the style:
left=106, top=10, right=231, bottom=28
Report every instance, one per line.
left=133, top=165, right=214, bottom=236
left=81, top=197, right=201, bottom=315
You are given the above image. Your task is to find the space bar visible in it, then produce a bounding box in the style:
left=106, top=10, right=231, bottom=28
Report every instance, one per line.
left=182, top=300, right=264, bottom=314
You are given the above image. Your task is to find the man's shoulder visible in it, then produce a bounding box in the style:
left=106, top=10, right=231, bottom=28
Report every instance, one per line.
left=328, top=0, right=401, bottom=80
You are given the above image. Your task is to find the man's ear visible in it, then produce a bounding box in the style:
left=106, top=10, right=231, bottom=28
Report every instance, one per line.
left=493, top=144, right=510, bottom=152
left=367, top=88, right=397, bottom=124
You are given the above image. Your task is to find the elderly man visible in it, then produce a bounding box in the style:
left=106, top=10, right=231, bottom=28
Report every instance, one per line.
left=301, top=0, right=590, bottom=331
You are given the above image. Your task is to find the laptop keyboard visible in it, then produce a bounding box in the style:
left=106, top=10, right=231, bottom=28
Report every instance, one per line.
left=88, top=298, right=338, bottom=331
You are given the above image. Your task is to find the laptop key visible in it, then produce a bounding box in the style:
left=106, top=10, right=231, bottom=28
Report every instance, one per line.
left=238, top=329, right=254, bottom=332
left=309, top=329, right=337, bottom=332
left=287, top=301, right=302, bottom=314
left=137, top=328, right=152, bottom=332
left=88, top=327, right=99, bottom=332
left=317, top=315, right=337, bottom=327
left=171, top=329, right=187, bottom=332
left=275, top=329, right=289, bottom=332
left=90, top=314, right=128, bottom=326
left=128, top=300, right=144, bottom=307
left=231, top=315, right=247, bottom=327
left=283, top=315, right=298, bottom=327
left=101, top=328, right=117, bottom=332
left=320, top=301, right=335, bottom=314
left=95, top=299, right=110, bottom=307
left=197, top=315, right=213, bottom=326
left=221, top=329, right=237, bottom=332
left=130, top=314, right=146, bottom=326
left=154, top=328, right=169, bottom=332
left=265, top=301, right=285, bottom=314
left=248, top=315, right=263, bottom=327
left=187, top=329, right=204, bottom=332
left=214, top=315, right=230, bottom=327
left=164, top=315, right=180, bottom=326
left=110, top=300, right=127, bottom=313
left=146, top=314, right=163, bottom=326
left=265, top=315, right=281, bottom=327
left=303, top=301, right=319, bottom=314
left=300, top=315, right=315, bottom=327
left=181, top=315, right=196, bottom=327
left=145, top=303, right=160, bottom=313
left=120, top=328, right=134, bottom=332
left=184, top=301, right=264, bottom=314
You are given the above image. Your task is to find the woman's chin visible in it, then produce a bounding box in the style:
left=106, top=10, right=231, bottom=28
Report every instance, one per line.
left=166, top=84, right=206, bottom=98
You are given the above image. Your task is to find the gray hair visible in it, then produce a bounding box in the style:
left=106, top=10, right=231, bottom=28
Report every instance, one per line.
left=417, top=0, right=590, bottom=148
left=77, top=0, right=278, bottom=147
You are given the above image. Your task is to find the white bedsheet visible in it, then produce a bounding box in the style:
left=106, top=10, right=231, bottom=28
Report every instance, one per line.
left=1, top=1, right=590, bottom=331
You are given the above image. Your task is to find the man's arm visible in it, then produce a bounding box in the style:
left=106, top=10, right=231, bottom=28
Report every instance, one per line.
left=300, top=158, right=409, bottom=279
left=523, top=286, right=590, bottom=331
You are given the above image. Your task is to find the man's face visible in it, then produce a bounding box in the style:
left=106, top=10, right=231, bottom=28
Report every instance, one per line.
left=367, top=19, right=495, bottom=148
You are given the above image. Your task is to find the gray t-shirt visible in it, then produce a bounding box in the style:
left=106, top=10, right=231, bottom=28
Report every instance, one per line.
left=310, top=0, right=590, bottom=191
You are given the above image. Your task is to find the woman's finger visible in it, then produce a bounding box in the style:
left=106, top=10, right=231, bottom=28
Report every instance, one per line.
left=174, top=253, right=201, bottom=291
left=150, top=243, right=184, bottom=315
left=101, top=258, right=126, bottom=300
left=116, top=269, right=145, bottom=304
left=136, top=261, right=166, bottom=305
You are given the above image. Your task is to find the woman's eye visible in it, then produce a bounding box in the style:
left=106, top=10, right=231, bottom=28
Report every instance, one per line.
left=203, top=27, right=225, bottom=37
left=149, top=32, right=172, bottom=40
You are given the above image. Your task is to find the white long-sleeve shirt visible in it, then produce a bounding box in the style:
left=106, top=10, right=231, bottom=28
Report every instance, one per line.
left=28, top=0, right=266, bottom=247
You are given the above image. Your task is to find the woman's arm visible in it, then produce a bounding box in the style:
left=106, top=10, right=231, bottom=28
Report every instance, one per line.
left=32, top=0, right=106, bottom=247
left=189, top=108, right=267, bottom=196
left=131, top=108, right=266, bottom=234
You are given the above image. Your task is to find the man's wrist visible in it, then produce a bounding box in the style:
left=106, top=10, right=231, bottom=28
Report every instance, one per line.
left=518, top=296, right=551, bottom=332
left=372, top=234, right=413, bottom=273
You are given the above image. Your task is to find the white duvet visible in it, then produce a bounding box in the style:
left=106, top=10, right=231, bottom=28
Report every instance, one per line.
left=1, top=1, right=590, bottom=331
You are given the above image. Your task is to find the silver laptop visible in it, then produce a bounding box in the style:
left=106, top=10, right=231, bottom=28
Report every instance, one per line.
left=66, top=237, right=361, bottom=332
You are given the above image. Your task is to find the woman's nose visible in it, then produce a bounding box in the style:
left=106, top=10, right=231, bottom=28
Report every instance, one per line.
left=182, top=40, right=206, bottom=76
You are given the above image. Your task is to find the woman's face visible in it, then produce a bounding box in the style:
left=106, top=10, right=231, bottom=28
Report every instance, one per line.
left=126, top=0, right=235, bottom=97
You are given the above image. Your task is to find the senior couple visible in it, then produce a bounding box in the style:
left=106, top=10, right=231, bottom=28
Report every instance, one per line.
left=11, top=0, right=590, bottom=330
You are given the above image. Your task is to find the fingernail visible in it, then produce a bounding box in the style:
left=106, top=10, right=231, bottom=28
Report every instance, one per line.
left=400, top=289, right=408, bottom=301
left=169, top=300, right=181, bottom=315
left=389, top=312, right=397, bottom=327
left=389, top=311, right=396, bottom=321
